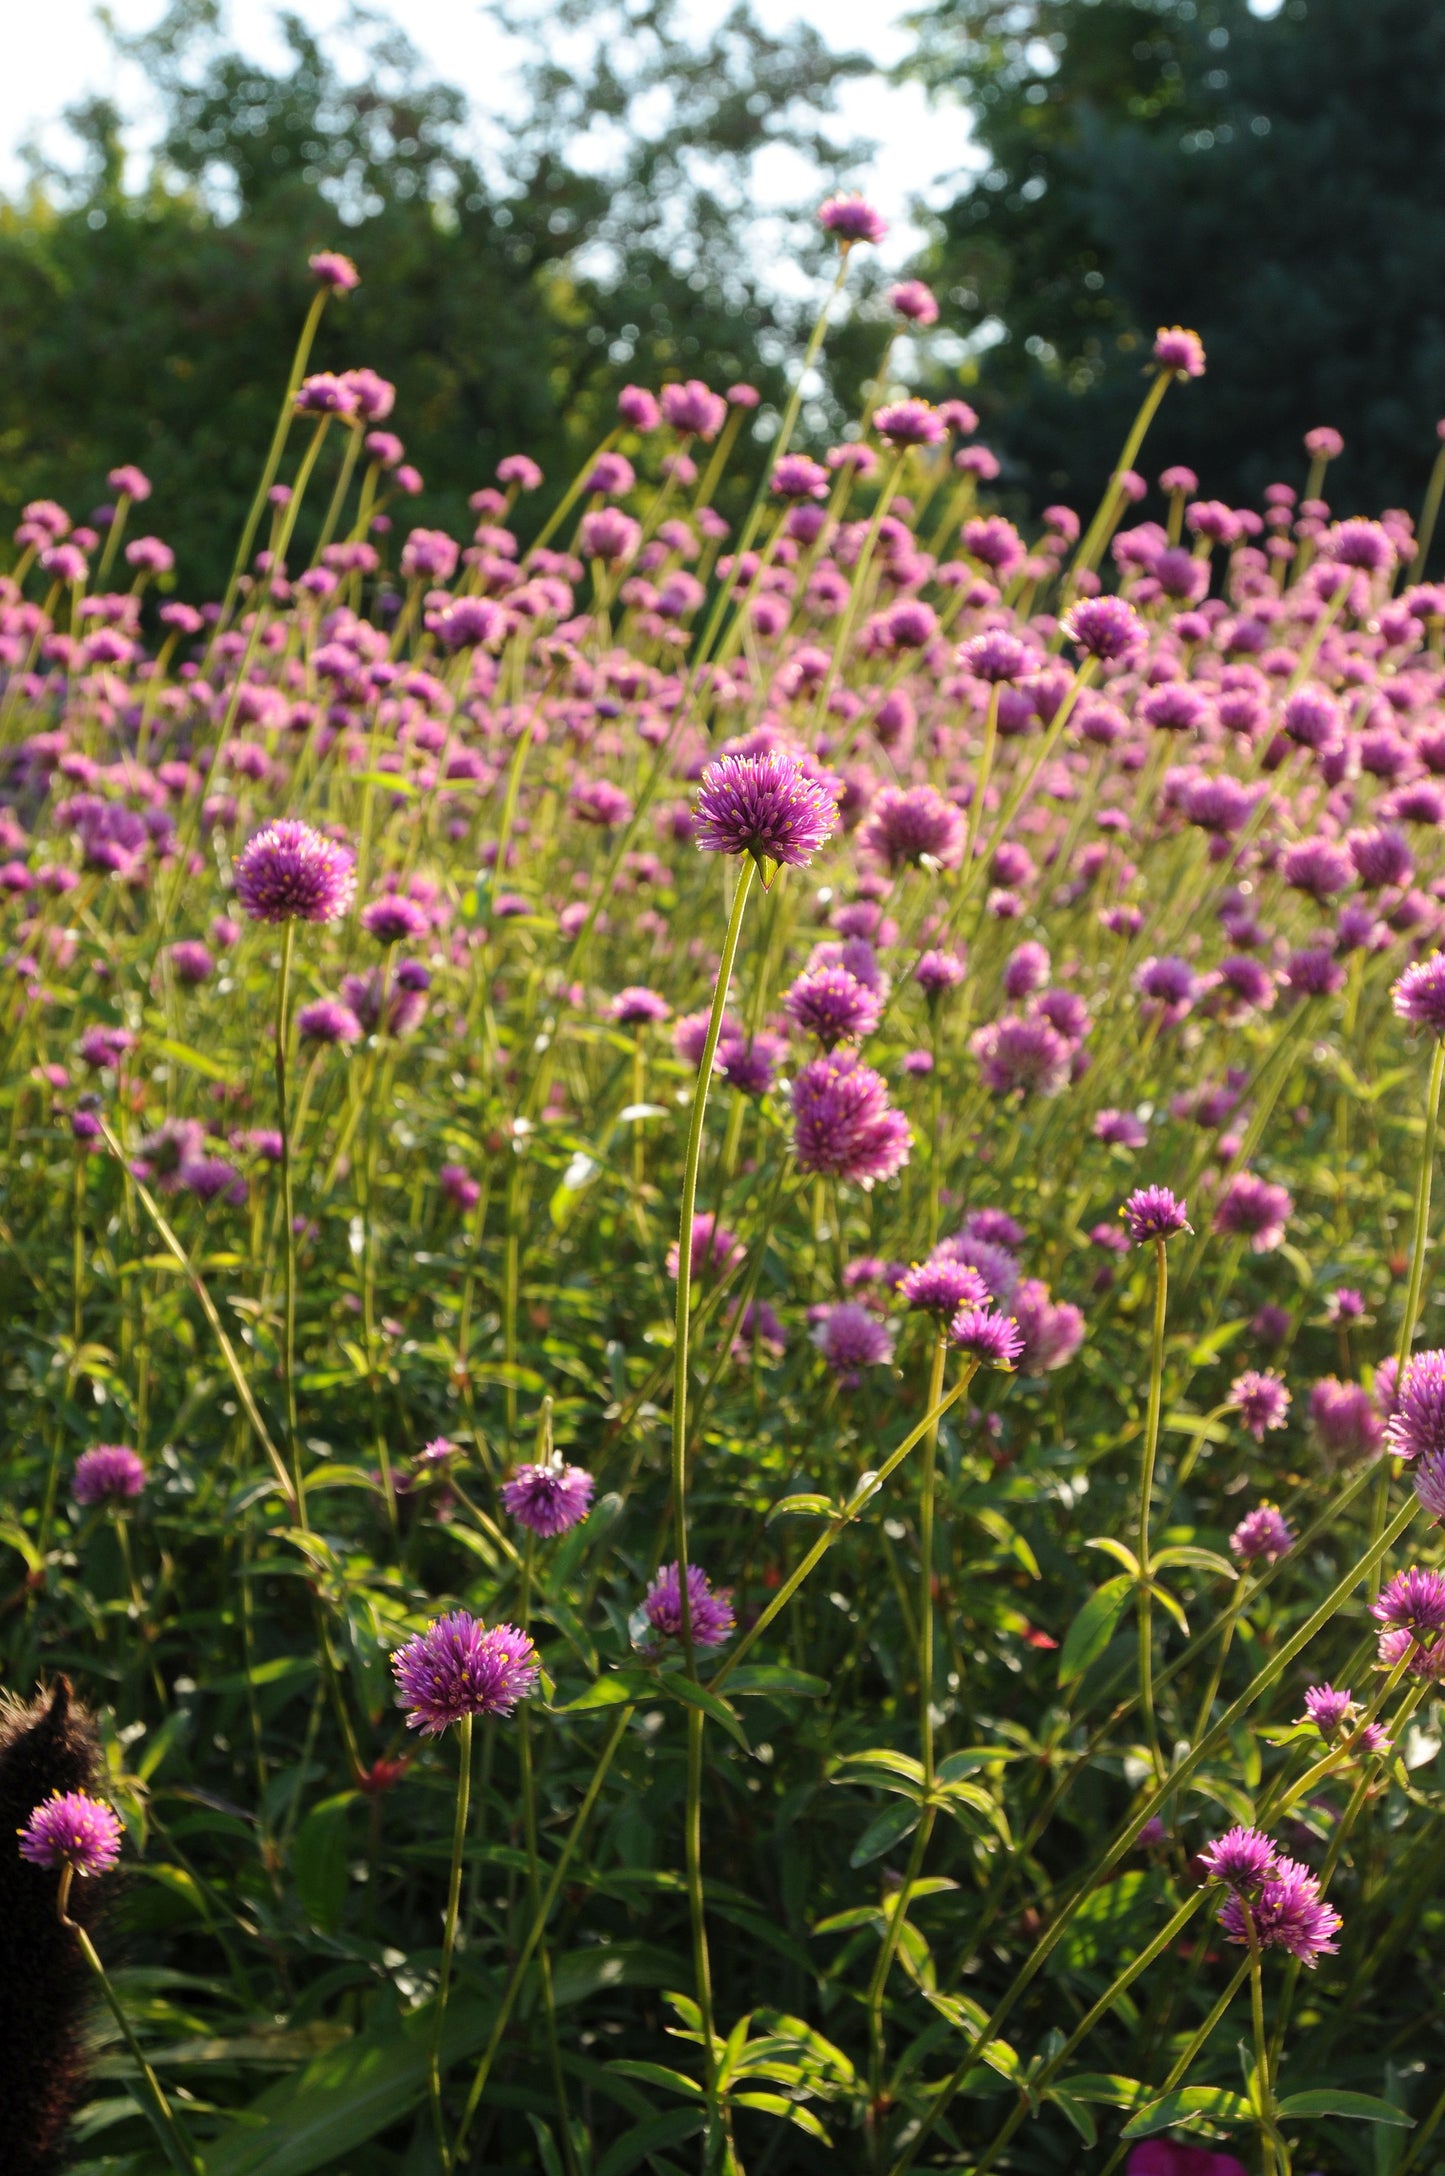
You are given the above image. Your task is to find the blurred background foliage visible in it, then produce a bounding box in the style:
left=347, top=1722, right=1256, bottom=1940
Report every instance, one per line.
left=2, top=0, right=1444, bottom=593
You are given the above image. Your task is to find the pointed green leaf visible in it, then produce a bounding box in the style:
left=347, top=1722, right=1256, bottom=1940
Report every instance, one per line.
left=1058, top=1575, right=1134, bottom=1687
left=1276, top=2091, right=1413, bottom=2126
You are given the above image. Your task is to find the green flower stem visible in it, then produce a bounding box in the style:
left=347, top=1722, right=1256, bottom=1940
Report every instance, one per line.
left=1136, top=1235, right=1171, bottom=1783
left=1244, top=1904, right=1280, bottom=2176
left=1411, top=438, right=1445, bottom=582
left=95, top=489, right=133, bottom=588
left=1092, top=1963, right=1253, bottom=2176
left=310, top=422, right=363, bottom=566
left=710, top=1365, right=976, bottom=1694
left=886, top=1488, right=1423, bottom=2176
left=273, top=920, right=307, bottom=1528
left=215, top=283, right=329, bottom=636
left=59, top=1872, right=203, bottom=2175
left=812, top=452, right=907, bottom=732
left=1396, top=1032, right=1445, bottom=1376
left=428, top=1711, right=473, bottom=2173
left=1071, top=367, right=1173, bottom=579
left=514, top=1532, right=576, bottom=2166
left=452, top=1703, right=634, bottom=2160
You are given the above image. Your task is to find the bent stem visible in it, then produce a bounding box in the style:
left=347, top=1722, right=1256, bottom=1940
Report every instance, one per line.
left=429, top=1711, right=473, bottom=2172
left=60, top=1870, right=202, bottom=2175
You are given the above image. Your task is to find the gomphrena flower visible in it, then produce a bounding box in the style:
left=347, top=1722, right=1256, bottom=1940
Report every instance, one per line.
left=1153, top=325, right=1206, bottom=378
left=949, top=1303, right=1024, bottom=1369
left=309, top=249, right=360, bottom=291
left=71, top=1445, right=145, bottom=1507
left=1218, top=1856, right=1341, bottom=1966
left=1198, top=1825, right=1278, bottom=1889
left=818, top=192, right=886, bottom=246
left=860, top=783, right=964, bottom=869
left=18, top=1790, right=123, bottom=1878
left=391, top=1612, right=539, bottom=1733
left=666, top=1212, right=744, bottom=1281
left=1393, top=953, right=1445, bottom=1034
left=693, top=750, right=837, bottom=870
left=500, top=1458, right=595, bottom=1538
left=1059, top=595, right=1145, bottom=661
left=643, top=1563, right=735, bottom=1648
left=1212, top=1171, right=1292, bottom=1253
left=1302, top=1684, right=1355, bottom=1739
left=233, top=820, right=355, bottom=924
left=1230, top=1502, right=1295, bottom=1565
left=1122, top=1186, right=1190, bottom=1245
left=899, top=1255, right=990, bottom=1317
left=874, top=399, right=945, bottom=449
left=1372, top=1566, right=1445, bottom=1681
left=1384, top=1349, right=1445, bottom=1462
left=784, top=963, right=881, bottom=1048
left=811, top=1302, right=895, bottom=1383
left=790, top=1052, right=912, bottom=1187
left=360, top=894, right=429, bottom=946
left=1228, top=1369, right=1291, bottom=1441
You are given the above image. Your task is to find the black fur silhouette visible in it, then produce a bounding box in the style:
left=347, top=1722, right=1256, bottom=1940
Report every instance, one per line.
left=0, top=1678, right=110, bottom=2173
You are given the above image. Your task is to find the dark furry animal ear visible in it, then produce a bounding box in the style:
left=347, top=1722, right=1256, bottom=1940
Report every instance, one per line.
left=0, top=1678, right=109, bottom=2174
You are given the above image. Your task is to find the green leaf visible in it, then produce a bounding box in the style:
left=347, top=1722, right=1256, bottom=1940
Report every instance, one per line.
left=661, top=1674, right=750, bottom=1752
left=723, top=1665, right=828, bottom=1699
left=1275, top=2091, right=1413, bottom=2126
left=1121, top=2087, right=1254, bottom=2138
left=1057, top=2073, right=1148, bottom=2108
left=833, top=1748, right=925, bottom=1787
left=1152, top=1545, right=1237, bottom=1579
left=1058, top=1575, right=1134, bottom=1687
left=290, top=1793, right=355, bottom=1934
left=850, top=1799, right=921, bottom=1868
left=1048, top=2089, right=1098, bottom=2147
left=1086, top=1536, right=1141, bottom=1576
left=607, top=2060, right=704, bottom=2099
left=554, top=1670, right=653, bottom=1714
left=150, top=1035, right=234, bottom=1082
left=594, top=2107, right=706, bottom=2176
left=766, top=1493, right=834, bottom=1522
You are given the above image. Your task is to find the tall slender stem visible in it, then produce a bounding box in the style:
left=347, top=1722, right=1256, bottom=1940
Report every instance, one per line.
left=273, top=920, right=306, bottom=1527
left=1071, top=368, right=1173, bottom=578
left=60, top=1878, right=201, bottom=2175
left=1137, top=1235, right=1170, bottom=1781
left=216, top=285, right=329, bottom=634
left=428, top=1711, right=473, bottom=2172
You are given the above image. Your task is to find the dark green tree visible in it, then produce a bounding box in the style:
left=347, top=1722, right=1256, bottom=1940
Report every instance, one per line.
left=903, top=0, right=1445, bottom=523
left=0, top=0, right=872, bottom=594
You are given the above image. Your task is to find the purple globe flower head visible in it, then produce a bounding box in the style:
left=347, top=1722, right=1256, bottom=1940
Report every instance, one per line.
left=107, top=463, right=152, bottom=501
left=915, top=948, right=966, bottom=998
left=497, top=452, right=544, bottom=491
left=1230, top=1502, right=1295, bottom=1565
left=961, top=1208, right=1025, bottom=1250
left=718, top=1029, right=785, bottom=1097
left=1199, top=1825, right=1278, bottom=1890
left=19, top=1791, right=124, bottom=1878
left=1374, top=1566, right=1445, bottom=1636
left=860, top=784, right=964, bottom=871
left=811, top=1301, right=895, bottom=1384
left=1095, top=1109, right=1148, bottom=1149
left=571, top=778, right=634, bottom=829
left=937, top=1231, right=1020, bottom=1303
left=1305, top=425, right=1344, bottom=460
left=1219, top=1857, right=1341, bottom=1966
left=294, top=371, right=360, bottom=418
left=1322, top=1287, right=1364, bottom=1325
left=182, top=1156, right=245, bottom=1206
left=578, top=508, right=641, bottom=565
left=972, top=1013, right=1071, bottom=1099
left=1323, top=518, right=1396, bottom=576
left=1011, top=1279, right=1084, bottom=1373
left=439, top=1163, right=481, bottom=1211
left=361, top=893, right=430, bottom=946
left=585, top=450, right=635, bottom=497
left=1385, top=1350, right=1445, bottom=1463
left=693, top=750, right=838, bottom=870
left=949, top=1303, right=1024, bottom=1370
left=1413, top=1447, right=1445, bottom=1523
left=234, top=820, right=355, bottom=924
left=1229, top=1369, right=1291, bottom=1441
left=72, top=1444, right=145, bottom=1507
left=889, top=278, right=939, bottom=324
left=1212, top=1172, right=1292, bottom=1253
left=169, top=939, right=213, bottom=986
left=1284, top=946, right=1346, bottom=1002
left=961, top=514, right=1025, bottom=577
left=819, top=192, right=887, bottom=246
left=957, top=629, right=1039, bottom=685
left=660, top=381, right=728, bottom=439
left=643, top=1562, right=735, bottom=1648
left=1060, top=596, right=1146, bottom=662
left=1003, top=942, right=1050, bottom=1000
left=1310, top=1376, right=1383, bottom=1464
left=611, top=985, right=671, bottom=1028
left=501, top=1458, right=595, bottom=1538
left=666, top=1212, right=744, bottom=1282
left=1349, top=825, right=1413, bottom=891
left=297, top=997, right=364, bottom=1046
left=784, top=964, right=882, bottom=1048
left=1282, top=838, right=1353, bottom=901
left=790, top=1052, right=912, bottom=1187
left=875, top=400, right=945, bottom=449
left=1153, top=326, right=1206, bottom=378
left=79, top=1024, right=135, bottom=1071
left=416, top=1436, right=459, bottom=1470
left=134, top=1117, right=207, bottom=1191
left=899, top=1256, right=990, bottom=1317
left=1122, top=1186, right=1190, bottom=1245
left=309, top=249, right=360, bottom=291
left=731, top=1298, right=786, bottom=1364
left=771, top=454, right=829, bottom=502
left=618, top=385, right=661, bottom=432
left=1302, top=1684, right=1355, bottom=1739
left=392, top=1612, right=540, bottom=1732
left=1393, top=953, right=1445, bottom=1034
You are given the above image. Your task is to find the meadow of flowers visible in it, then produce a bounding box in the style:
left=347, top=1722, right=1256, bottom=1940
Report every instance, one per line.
left=7, top=199, right=1445, bottom=2176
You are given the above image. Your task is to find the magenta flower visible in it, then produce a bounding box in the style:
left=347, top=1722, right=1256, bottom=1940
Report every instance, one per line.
left=972, top=1013, right=1072, bottom=1099
left=297, top=998, right=364, bottom=1046
left=234, top=821, right=355, bottom=924
left=611, top=986, right=671, bottom=1028
left=659, top=381, right=727, bottom=439
left=666, top=1212, right=744, bottom=1281
left=1302, top=1684, right=1355, bottom=1739
left=957, top=630, right=1039, bottom=684
left=790, top=1052, right=912, bottom=1186
left=392, top=1612, right=540, bottom=1732
left=501, top=1460, right=595, bottom=1538
left=1228, top=1369, right=1291, bottom=1441
left=1009, top=1280, right=1084, bottom=1372
left=643, top=1562, right=735, bottom=1648
left=1212, top=1172, right=1292, bottom=1252
left=860, top=784, right=964, bottom=870
left=915, top=948, right=966, bottom=997
left=1059, top=596, right=1145, bottom=662
left=1229, top=1503, right=1294, bottom=1565
left=1153, top=325, right=1206, bottom=377
left=71, top=1445, right=145, bottom=1507
left=899, top=1256, right=990, bottom=1316
left=309, top=249, right=360, bottom=291
left=1310, top=1376, right=1383, bottom=1463
left=889, top=279, right=939, bottom=324
left=169, top=940, right=213, bottom=986
left=1393, top=953, right=1445, bottom=1034
left=361, top=895, right=429, bottom=946
left=949, top=1303, right=1024, bottom=1370
left=875, top=400, right=945, bottom=449
left=1127, top=2142, right=1249, bottom=2176
left=19, top=1791, right=124, bottom=1878
left=1385, top=1350, right=1445, bottom=1462
left=693, top=750, right=838, bottom=869
left=1122, top=1186, right=1190, bottom=1245
left=811, top=1301, right=894, bottom=1383
left=784, top=964, right=881, bottom=1048
left=1199, top=1826, right=1278, bottom=1888
left=818, top=193, right=886, bottom=245
left=1218, top=1856, right=1341, bottom=1965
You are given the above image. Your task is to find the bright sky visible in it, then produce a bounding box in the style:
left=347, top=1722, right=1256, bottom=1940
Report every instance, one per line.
left=1, top=0, right=977, bottom=268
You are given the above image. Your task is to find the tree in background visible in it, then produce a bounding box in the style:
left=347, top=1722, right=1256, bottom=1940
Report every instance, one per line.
left=0, top=0, right=874, bottom=594
left=904, top=0, right=1445, bottom=521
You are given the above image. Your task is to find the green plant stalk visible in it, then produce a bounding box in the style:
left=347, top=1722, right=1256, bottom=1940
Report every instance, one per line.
left=59, top=1869, right=203, bottom=2175
left=1411, top=439, right=1445, bottom=582
left=216, top=283, right=330, bottom=634
left=272, top=920, right=308, bottom=1528
left=886, top=1489, right=1423, bottom=2176
left=452, top=1703, right=634, bottom=2159
left=95, top=488, right=133, bottom=588
left=427, top=1711, right=473, bottom=2172
left=1071, top=368, right=1173, bottom=578
left=1244, top=1904, right=1280, bottom=2176
left=310, top=422, right=363, bottom=566
left=1093, top=1963, right=1253, bottom=2176
left=1137, top=1235, right=1170, bottom=1782
left=514, top=1534, right=576, bottom=2169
